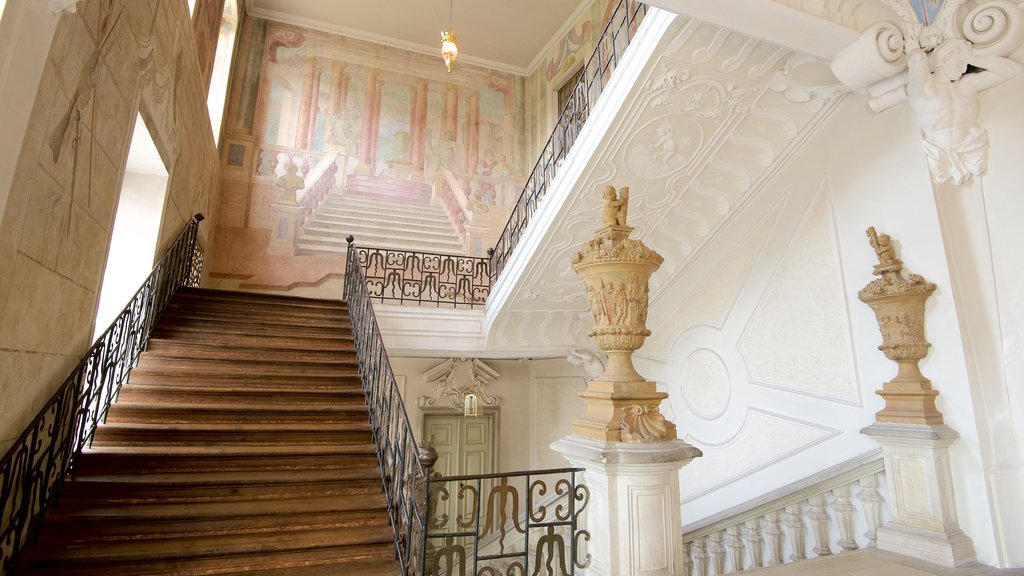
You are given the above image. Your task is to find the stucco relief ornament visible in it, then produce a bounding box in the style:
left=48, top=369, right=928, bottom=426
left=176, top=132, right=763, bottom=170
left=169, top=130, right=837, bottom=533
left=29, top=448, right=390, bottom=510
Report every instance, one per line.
left=858, top=227, right=943, bottom=425
left=569, top=186, right=676, bottom=443
left=830, top=0, right=1024, bottom=185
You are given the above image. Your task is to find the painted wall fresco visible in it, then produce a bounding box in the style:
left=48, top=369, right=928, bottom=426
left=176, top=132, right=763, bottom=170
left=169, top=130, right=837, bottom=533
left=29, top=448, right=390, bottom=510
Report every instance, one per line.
left=211, top=17, right=528, bottom=296
left=526, top=0, right=616, bottom=158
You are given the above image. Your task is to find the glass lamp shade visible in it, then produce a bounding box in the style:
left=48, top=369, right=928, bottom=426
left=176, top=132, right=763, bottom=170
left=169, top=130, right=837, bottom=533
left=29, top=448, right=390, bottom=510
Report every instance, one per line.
left=441, top=29, right=458, bottom=73
left=463, top=393, right=479, bottom=417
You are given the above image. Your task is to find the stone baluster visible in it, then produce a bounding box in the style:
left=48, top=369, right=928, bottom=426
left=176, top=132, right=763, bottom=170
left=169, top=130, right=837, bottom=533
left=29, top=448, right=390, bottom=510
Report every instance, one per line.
left=742, top=518, right=764, bottom=568
left=783, top=504, right=807, bottom=561
left=708, top=531, right=726, bottom=575
left=762, top=512, right=785, bottom=566
left=682, top=541, right=694, bottom=576
left=725, top=525, right=745, bottom=572
left=806, top=494, right=833, bottom=556
left=832, top=483, right=859, bottom=552
left=857, top=473, right=884, bottom=548
left=692, top=537, right=709, bottom=576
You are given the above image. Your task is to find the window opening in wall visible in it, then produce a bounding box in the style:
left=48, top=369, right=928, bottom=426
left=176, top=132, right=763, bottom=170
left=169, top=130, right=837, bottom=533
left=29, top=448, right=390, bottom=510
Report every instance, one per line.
left=187, top=0, right=196, bottom=18
left=206, top=0, right=237, bottom=145
left=94, top=114, right=169, bottom=340
left=556, top=65, right=585, bottom=119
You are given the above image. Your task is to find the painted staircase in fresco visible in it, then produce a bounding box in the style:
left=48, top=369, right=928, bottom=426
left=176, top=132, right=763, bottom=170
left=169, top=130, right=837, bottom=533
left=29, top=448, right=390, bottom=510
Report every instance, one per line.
left=14, top=288, right=401, bottom=576
left=297, top=191, right=466, bottom=256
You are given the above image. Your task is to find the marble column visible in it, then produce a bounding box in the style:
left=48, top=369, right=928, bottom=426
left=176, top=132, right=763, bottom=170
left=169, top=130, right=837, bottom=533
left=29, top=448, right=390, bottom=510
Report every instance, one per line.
left=410, top=80, right=428, bottom=174
left=553, top=185, right=701, bottom=576
left=294, top=57, right=319, bottom=149
left=858, top=226, right=976, bottom=567
left=305, top=60, right=323, bottom=149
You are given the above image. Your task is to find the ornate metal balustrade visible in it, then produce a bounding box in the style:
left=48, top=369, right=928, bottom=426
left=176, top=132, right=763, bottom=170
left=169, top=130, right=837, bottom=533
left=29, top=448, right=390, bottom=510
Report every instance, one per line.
left=488, top=0, right=647, bottom=282
left=344, top=239, right=589, bottom=575
left=0, top=214, right=205, bottom=574
left=423, top=469, right=590, bottom=576
left=344, top=238, right=432, bottom=574
left=350, top=239, right=490, bottom=309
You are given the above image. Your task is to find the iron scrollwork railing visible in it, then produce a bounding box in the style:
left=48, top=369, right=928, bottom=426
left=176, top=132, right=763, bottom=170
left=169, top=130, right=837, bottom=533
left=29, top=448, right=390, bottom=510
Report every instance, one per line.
left=0, top=213, right=205, bottom=574
left=344, top=237, right=432, bottom=574
left=352, top=241, right=490, bottom=309
left=489, top=0, right=647, bottom=282
left=424, top=469, right=590, bottom=576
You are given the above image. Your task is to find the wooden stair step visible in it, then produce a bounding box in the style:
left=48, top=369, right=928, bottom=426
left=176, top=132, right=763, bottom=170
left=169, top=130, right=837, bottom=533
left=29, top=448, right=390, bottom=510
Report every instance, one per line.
left=132, top=356, right=357, bottom=377
left=154, top=316, right=347, bottom=339
left=162, top=303, right=349, bottom=326
left=19, top=525, right=395, bottom=572
left=141, top=342, right=354, bottom=364
left=175, top=287, right=346, bottom=310
left=124, top=371, right=362, bottom=389
left=74, top=445, right=377, bottom=474
left=113, top=385, right=365, bottom=405
left=105, top=401, right=368, bottom=425
left=239, top=558, right=403, bottom=576
left=150, top=328, right=353, bottom=349
left=90, top=421, right=372, bottom=445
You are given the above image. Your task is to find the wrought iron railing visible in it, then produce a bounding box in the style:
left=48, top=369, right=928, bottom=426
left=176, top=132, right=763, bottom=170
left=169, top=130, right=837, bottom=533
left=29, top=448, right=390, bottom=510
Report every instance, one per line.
left=344, top=238, right=589, bottom=575
left=344, top=237, right=434, bottom=574
left=0, top=213, right=205, bottom=574
left=488, top=0, right=647, bottom=282
left=352, top=241, right=490, bottom=309
left=423, top=469, right=590, bottom=576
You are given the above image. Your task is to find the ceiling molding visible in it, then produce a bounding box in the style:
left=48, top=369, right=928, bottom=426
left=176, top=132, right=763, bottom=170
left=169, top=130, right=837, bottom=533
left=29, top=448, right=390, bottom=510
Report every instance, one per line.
left=246, top=6, right=532, bottom=76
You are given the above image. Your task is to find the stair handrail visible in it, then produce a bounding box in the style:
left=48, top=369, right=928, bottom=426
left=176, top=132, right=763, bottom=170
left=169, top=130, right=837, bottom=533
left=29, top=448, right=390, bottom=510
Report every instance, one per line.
left=343, top=236, right=433, bottom=574
left=0, top=213, right=205, bottom=574
left=488, top=0, right=647, bottom=282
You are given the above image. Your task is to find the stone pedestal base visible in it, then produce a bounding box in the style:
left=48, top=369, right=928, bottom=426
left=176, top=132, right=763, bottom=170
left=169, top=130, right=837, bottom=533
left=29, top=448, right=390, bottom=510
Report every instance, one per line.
left=861, top=423, right=977, bottom=567
left=552, top=436, right=702, bottom=576
left=268, top=203, right=301, bottom=255
left=572, top=379, right=676, bottom=443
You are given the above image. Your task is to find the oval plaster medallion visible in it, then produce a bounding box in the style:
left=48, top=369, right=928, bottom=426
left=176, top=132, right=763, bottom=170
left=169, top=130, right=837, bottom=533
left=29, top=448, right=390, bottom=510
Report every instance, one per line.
left=625, top=115, right=703, bottom=179
left=680, top=349, right=731, bottom=420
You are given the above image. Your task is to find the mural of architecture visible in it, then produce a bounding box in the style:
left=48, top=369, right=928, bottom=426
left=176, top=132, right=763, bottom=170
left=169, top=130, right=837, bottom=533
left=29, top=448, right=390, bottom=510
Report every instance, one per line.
left=211, top=18, right=529, bottom=295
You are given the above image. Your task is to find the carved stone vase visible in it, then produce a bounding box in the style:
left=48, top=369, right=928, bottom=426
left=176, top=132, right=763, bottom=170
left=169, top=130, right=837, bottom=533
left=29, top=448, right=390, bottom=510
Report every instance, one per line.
left=858, top=227, right=942, bottom=425
left=570, top=186, right=676, bottom=442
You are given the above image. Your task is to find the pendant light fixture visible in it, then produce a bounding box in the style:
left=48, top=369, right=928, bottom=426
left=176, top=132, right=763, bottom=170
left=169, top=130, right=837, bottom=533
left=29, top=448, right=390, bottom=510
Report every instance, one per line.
left=441, top=0, right=458, bottom=73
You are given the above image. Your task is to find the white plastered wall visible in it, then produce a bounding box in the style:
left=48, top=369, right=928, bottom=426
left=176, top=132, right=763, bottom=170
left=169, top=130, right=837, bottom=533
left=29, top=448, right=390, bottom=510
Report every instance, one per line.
left=631, top=92, right=1001, bottom=564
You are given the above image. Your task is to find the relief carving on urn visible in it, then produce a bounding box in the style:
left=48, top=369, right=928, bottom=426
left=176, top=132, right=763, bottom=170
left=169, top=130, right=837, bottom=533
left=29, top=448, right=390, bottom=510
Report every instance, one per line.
left=858, top=227, right=942, bottom=425
left=570, top=186, right=676, bottom=442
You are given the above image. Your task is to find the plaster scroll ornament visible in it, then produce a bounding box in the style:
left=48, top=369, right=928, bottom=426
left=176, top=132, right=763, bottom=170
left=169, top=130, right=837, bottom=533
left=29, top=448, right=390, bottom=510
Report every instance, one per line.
left=767, top=54, right=846, bottom=112
left=858, top=227, right=942, bottom=425
left=569, top=185, right=676, bottom=443
left=830, top=0, right=1024, bottom=185
left=418, top=358, right=502, bottom=411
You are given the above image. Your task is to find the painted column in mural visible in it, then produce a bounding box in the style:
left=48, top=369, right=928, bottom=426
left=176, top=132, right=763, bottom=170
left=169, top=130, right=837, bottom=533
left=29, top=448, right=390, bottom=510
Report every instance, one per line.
left=295, top=56, right=320, bottom=149
left=357, top=68, right=382, bottom=174
left=444, top=83, right=459, bottom=142
left=329, top=61, right=348, bottom=117
left=467, top=91, right=480, bottom=175
left=410, top=79, right=428, bottom=175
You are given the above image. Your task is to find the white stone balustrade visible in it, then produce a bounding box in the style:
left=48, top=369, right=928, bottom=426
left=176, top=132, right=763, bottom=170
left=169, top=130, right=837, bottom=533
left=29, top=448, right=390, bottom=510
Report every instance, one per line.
left=681, top=457, right=889, bottom=575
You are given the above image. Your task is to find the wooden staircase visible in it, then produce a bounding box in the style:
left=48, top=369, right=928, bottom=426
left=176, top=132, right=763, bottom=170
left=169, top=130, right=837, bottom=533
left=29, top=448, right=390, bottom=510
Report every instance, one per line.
left=14, top=288, right=402, bottom=575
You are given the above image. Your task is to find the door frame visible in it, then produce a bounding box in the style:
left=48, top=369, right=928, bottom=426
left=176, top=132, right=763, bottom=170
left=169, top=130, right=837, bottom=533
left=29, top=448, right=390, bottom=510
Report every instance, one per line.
left=420, top=407, right=500, bottom=476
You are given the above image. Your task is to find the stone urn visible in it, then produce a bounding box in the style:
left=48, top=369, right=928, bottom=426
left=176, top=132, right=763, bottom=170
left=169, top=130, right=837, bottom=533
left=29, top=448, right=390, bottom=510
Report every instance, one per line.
left=569, top=186, right=676, bottom=442
left=858, top=227, right=942, bottom=425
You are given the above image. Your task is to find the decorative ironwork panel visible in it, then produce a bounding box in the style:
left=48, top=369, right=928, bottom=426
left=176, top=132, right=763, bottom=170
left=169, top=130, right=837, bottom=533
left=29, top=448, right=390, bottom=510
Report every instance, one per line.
left=423, top=469, right=590, bottom=576
left=355, top=245, right=491, bottom=309
left=489, top=0, right=647, bottom=282
left=0, top=214, right=204, bottom=574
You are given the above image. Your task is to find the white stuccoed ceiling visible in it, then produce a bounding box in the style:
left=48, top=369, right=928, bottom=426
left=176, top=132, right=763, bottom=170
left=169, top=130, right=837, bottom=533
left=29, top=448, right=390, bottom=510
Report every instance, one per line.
left=246, top=0, right=589, bottom=73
